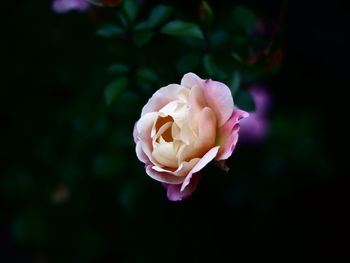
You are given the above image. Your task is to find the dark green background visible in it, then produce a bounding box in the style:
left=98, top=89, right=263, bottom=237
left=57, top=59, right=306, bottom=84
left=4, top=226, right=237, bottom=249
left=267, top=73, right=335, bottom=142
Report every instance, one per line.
left=0, top=0, right=347, bottom=261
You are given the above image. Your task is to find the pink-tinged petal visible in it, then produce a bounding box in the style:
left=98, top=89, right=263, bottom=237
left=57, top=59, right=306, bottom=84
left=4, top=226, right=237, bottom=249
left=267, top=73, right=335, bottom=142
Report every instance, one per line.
left=136, top=112, right=161, bottom=165
left=180, top=72, right=205, bottom=89
left=179, top=107, right=217, bottom=162
left=162, top=174, right=201, bottom=201
left=133, top=121, right=139, bottom=143
left=135, top=142, right=150, bottom=164
left=181, top=146, right=220, bottom=192
left=145, top=165, right=185, bottom=184
left=136, top=112, right=158, bottom=140
left=137, top=112, right=158, bottom=149
left=182, top=73, right=235, bottom=127
left=216, top=109, right=249, bottom=160
left=202, top=79, right=234, bottom=127
left=153, top=158, right=200, bottom=177
left=151, top=142, right=178, bottom=168
left=141, top=84, right=187, bottom=116
left=187, top=85, right=207, bottom=133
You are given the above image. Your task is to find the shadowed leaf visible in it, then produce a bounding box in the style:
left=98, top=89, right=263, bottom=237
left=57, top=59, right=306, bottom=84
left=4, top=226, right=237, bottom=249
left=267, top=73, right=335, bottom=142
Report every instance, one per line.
left=161, top=20, right=204, bottom=39
left=233, top=6, right=257, bottom=34
left=148, top=5, right=173, bottom=28
left=228, top=71, right=240, bottom=96
left=105, top=77, right=129, bottom=105
left=235, top=89, right=256, bottom=111
left=97, top=24, right=125, bottom=38
left=123, top=0, right=139, bottom=22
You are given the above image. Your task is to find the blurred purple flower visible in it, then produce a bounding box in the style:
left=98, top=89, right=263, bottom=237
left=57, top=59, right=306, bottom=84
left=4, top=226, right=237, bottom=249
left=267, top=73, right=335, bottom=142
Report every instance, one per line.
left=239, top=85, right=271, bottom=143
left=52, top=0, right=90, bottom=14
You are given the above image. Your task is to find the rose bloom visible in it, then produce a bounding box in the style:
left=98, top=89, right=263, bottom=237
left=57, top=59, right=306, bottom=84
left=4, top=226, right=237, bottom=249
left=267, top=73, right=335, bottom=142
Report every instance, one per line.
left=133, top=73, right=249, bottom=201
left=239, top=85, right=271, bottom=143
left=52, top=0, right=90, bottom=13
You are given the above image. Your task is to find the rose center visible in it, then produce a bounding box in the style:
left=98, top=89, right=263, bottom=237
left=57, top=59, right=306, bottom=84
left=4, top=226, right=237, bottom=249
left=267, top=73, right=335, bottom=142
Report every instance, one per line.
left=155, top=116, right=174, bottom=142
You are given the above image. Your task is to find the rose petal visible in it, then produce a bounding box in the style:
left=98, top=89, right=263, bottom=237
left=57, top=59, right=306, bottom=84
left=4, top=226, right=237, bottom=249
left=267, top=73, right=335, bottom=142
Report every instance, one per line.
left=136, top=112, right=158, bottom=160
left=137, top=112, right=158, bottom=140
left=162, top=174, right=201, bottom=201
left=216, top=109, right=249, bottom=160
left=202, top=79, right=234, bottom=127
left=153, top=158, right=200, bottom=177
left=152, top=142, right=178, bottom=168
left=181, top=146, right=220, bottom=192
left=141, top=84, right=188, bottom=116
left=181, top=72, right=234, bottom=127
left=179, top=107, right=217, bottom=162
left=187, top=85, right=207, bottom=133
left=136, top=141, right=150, bottom=164
left=133, top=121, right=139, bottom=143
left=146, top=165, right=185, bottom=184
left=181, top=72, right=204, bottom=89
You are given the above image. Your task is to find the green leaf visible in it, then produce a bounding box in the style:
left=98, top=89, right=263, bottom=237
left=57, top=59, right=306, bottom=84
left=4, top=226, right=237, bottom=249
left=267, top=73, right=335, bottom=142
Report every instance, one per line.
left=203, top=54, right=216, bottom=77
left=199, top=0, right=214, bottom=24
left=178, top=37, right=203, bottom=49
left=123, top=0, right=139, bottom=22
left=233, top=6, right=257, bottom=34
left=228, top=71, right=240, bottom=95
left=105, top=77, right=129, bottom=105
left=136, top=68, right=158, bottom=94
left=147, top=5, right=173, bottom=28
left=133, top=21, right=148, bottom=31
left=176, top=54, right=200, bottom=74
left=96, top=24, right=125, bottom=38
left=203, top=54, right=228, bottom=79
left=209, top=30, right=229, bottom=50
left=161, top=20, right=204, bottom=39
left=133, top=31, right=154, bottom=47
left=235, top=89, right=256, bottom=111
left=107, top=63, right=130, bottom=74
left=117, top=13, right=129, bottom=27
left=136, top=68, right=158, bottom=83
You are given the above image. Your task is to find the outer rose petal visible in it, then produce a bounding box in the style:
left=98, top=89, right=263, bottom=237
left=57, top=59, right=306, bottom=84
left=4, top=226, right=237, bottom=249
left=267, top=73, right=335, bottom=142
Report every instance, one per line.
left=216, top=109, right=249, bottom=160
left=133, top=121, right=139, bottom=143
left=202, top=79, right=234, bottom=127
left=181, top=146, right=220, bottom=191
left=162, top=174, right=200, bottom=201
left=141, top=84, right=187, bottom=116
left=136, top=112, right=159, bottom=165
left=181, top=72, right=234, bottom=127
left=145, top=165, right=186, bottom=184
left=181, top=72, right=204, bottom=89
left=179, top=107, right=217, bottom=162
left=135, top=142, right=150, bottom=164
left=152, top=158, right=200, bottom=178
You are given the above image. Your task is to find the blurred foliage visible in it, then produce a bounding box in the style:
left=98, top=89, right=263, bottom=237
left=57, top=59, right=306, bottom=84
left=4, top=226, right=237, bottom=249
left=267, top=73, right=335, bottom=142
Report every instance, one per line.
left=0, top=0, right=343, bottom=262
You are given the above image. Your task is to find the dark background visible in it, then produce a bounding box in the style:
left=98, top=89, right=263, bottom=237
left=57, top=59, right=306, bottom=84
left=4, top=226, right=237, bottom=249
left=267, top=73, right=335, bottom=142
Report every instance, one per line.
left=0, top=0, right=348, bottom=261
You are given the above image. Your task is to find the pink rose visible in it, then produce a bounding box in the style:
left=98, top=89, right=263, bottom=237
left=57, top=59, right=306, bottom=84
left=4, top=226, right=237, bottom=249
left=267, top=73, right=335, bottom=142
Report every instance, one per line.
left=239, top=85, right=271, bottom=143
left=52, top=0, right=90, bottom=14
left=133, top=73, right=249, bottom=201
